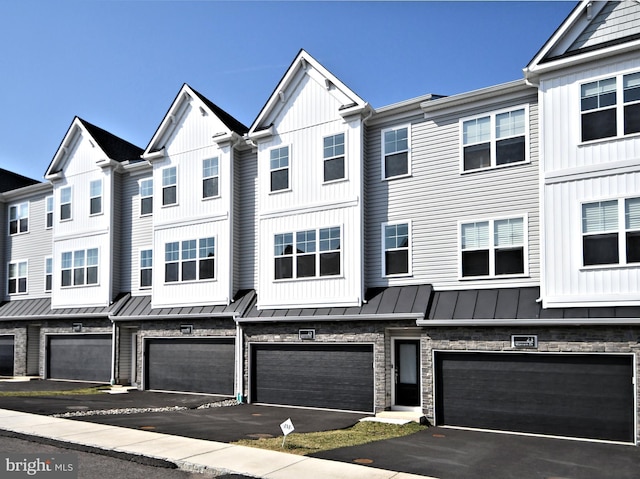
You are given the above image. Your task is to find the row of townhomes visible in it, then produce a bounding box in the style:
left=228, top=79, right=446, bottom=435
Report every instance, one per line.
left=2, top=0, right=640, bottom=444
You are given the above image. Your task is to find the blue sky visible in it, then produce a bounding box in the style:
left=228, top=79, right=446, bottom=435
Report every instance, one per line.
left=0, top=0, right=576, bottom=182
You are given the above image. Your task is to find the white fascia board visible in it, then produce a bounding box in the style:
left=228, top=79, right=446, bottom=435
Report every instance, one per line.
left=46, top=118, right=84, bottom=179
left=417, top=318, right=640, bottom=327
left=238, top=313, right=424, bottom=324
left=143, top=87, right=193, bottom=156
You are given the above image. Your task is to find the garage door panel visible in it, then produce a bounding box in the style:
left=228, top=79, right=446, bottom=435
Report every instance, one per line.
left=436, top=352, right=634, bottom=442
left=47, top=335, right=111, bottom=382
left=0, top=337, right=14, bottom=376
left=252, top=344, right=374, bottom=412
left=145, top=338, right=234, bottom=395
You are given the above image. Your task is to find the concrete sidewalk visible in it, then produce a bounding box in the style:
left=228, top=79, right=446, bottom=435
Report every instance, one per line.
left=0, top=408, right=435, bottom=479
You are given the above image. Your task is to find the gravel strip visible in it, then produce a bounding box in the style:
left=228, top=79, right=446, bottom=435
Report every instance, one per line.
left=51, top=399, right=239, bottom=418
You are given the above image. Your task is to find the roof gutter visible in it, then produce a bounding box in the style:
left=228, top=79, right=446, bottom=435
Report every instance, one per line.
left=417, top=318, right=640, bottom=327
left=112, top=312, right=242, bottom=322
left=237, top=313, right=425, bottom=324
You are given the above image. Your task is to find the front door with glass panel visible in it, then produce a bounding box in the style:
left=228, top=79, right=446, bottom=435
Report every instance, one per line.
left=394, top=339, right=420, bottom=407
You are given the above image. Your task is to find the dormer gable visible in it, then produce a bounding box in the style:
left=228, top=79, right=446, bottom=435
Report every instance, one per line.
left=525, top=0, right=640, bottom=82
left=248, top=49, right=370, bottom=139
left=142, top=83, right=248, bottom=161
left=45, top=117, right=143, bottom=181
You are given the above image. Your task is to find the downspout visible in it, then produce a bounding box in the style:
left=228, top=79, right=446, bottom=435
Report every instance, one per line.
left=110, top=321, right=117, bottom=385
left=235, top=319, right=244, bottom=403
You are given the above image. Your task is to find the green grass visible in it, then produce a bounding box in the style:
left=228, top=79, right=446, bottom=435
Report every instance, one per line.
left=232, top=420, right=427, bottom=456
left=0, top=386, right=110, bottom=397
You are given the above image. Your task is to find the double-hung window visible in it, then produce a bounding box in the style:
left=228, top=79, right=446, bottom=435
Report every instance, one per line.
left=45, top=196, right=53, bottom=228
left=460, top=217, right=526, bottom=277
left=162, top=166, right=177, bottom=206
left=89, top=179, right=102, bottom=215
left=270, top=146, right=289, bottom=192
left=164, top=237, right=215, bottom=283
left=8, top=261, right=27, bottom=294
left=461, top=107, right=527, bottom=171
left=60, top=187, right=72, bottom=221
left=203, top=157, right=219, bottom=198
left=44, top=257, right=52, bottom=292
left=581, top=72, right=640, bottom=142
left=323, top=133, right=345, bottom=182
left=274, top=227, right=341, bottom=280
left=61, top=249, right=98, bottom=287
left=139, top=178, right=153, bottom=216
left=382, top=126, right=410, bottom=179
left=582, top=197, right=640, bottom=266
left=140, top=249, right=152, bottom=288
left=383, top=222, right=411, bottom=276
left=8, top=202, right=28, bottom=235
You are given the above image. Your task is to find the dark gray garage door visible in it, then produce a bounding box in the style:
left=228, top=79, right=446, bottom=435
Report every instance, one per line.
left=435, top=352, right=634, bottom=443
left=47, top=334, right=111, bottom=382
left=0, top=336, right=14, bottom=376
left=251, top=343, right=374, bottom=412
left=145, top=338, right=234, bottom=395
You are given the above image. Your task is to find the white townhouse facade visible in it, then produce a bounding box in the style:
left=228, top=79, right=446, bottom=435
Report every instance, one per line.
left=1, top=0, right=640, bottom=446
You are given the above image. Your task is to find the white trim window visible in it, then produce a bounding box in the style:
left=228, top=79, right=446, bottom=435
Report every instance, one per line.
left=203, top=157, right=219, bottom=198
left=89, top=179, right=102, bottom=215
left=140, top=249, right=152, bottom=288
left=164, top=237, right=215, bottom=283
left=382, top=125, right=410, bottom=179
left=60, top=186, right=72, bottom=221
left=61, top=249, right=98, bottom=287
left=274, top=227, right=341, bottom=280
left=139, top=178, right=153, bottom=216
left=8, top=261, right=27, bottom=294
left=582, top=197, right=640, bottom=266
left=323, top=133, right=345, bottom=182
left=270, top=146, right=289, bottom=192
left=460, top=216, right=526, bottom=278
left=162, top=166, right=177, bottom=206
left=382, top=222, right=411, bottom=276
left=45, top=196, right=53, bottom=229
left=461, top=106, right=528, bottom=172
left=44, top=257, right=52, bottom=292
left=581, top=71, right=640, bottom=142
left=8, top=202, right=28, bottom=235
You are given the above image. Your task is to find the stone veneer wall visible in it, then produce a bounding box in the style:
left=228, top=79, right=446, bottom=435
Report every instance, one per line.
left=0, top=323, right=27, bottom=376
left=420, top=325, right=640, bottom=441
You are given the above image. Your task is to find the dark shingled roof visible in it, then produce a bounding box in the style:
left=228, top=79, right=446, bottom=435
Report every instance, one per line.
left=0, top=168, right=40, bottom=193
left=190, top=86, right=249, bottom=135
left=78, top=118, right=144, bottom=162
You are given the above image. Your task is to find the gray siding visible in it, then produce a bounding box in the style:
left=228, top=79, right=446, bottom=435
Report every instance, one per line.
left=570, top=1, right=640, bottom=52
left=112, top=174, right=122, bottom=297
left=237, top=148, right=258, bottom=290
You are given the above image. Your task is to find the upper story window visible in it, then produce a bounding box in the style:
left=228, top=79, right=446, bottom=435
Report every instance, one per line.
left=140, top=249, right=152, bottom=288
left=89, top=179, right=102, bottom=215
left=382, top=126, right=410, bottom=179
left=164, top=237, right=215, bottom=283
left=45, top=196, right=53, bottom=229
left=60, top=186, right=72, bottom=221
left=323, top=133, right=345, bottom=182
left=162, top=166, right=177, bottom=206
left=582, top=197, right=640, bottom=266
left=9, top=202, right=28, bottom=235
left=274, top=227, right=341, bottom=280
left=8, top=261, right=27, bottom=295
left=461, top=107, right=527, bottom=172
left=382, top=222, right=411, bottom=276
left=139, top=178, right=153, bottom=216
left=61, top=248, right=98, bottom=287
left=581, top=72, right=640, bottom=142
left=203, top=157, right=219, bottom=198
left=460, top=216, right=526, bottom=278
left=270, top=146, right=289, bottom=192
left=45, top=257, right=52, bottom=292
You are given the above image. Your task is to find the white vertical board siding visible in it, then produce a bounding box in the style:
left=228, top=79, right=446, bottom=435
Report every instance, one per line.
left=236, top=149, right=258, bottom=291
left=3, top=191, right=53, bottom=299
left=366, top=95, right=540, bottom=290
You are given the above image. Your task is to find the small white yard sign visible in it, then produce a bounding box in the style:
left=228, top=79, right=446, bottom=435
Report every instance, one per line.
left=280, top=418, right=295, bottom=447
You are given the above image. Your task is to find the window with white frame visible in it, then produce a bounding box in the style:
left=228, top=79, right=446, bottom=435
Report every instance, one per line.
left=582, top=197, right=640, bottom=266
left=270, top=146, right=289, bottom=192
left=203, top=157, right=219, bottom=198
left=61, top=249, right=98, bottom=287
left=164, top=237, right=215, bottom=283
left=461, top=107, right=527, bottom=172
left=8, top=261, right=27, bottom=294
left=45, top=196, right=53, bottom=229
left=323, top=133, right=345, bottom=182
left=139, top=178, right=153, bottom=216
left=8, top=202, right=28, bottom=235
left=162, top=166, right=177, bottom=206
left=60, top=187, right=72, bottom=221
left=383, top=222, right=411, bottom=276
left=581, top=72, right=640, bottom=142
left=140, top=249, right=152, bottom=288
left=382, top=126, right=409, bottom=179
left=89, top=179, right=102, bottom=215
left=274, top=227, right=341, bottom=280
left=460, top=216, right=526, bottom=277
left=45, top=257, right=52, bottom=292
